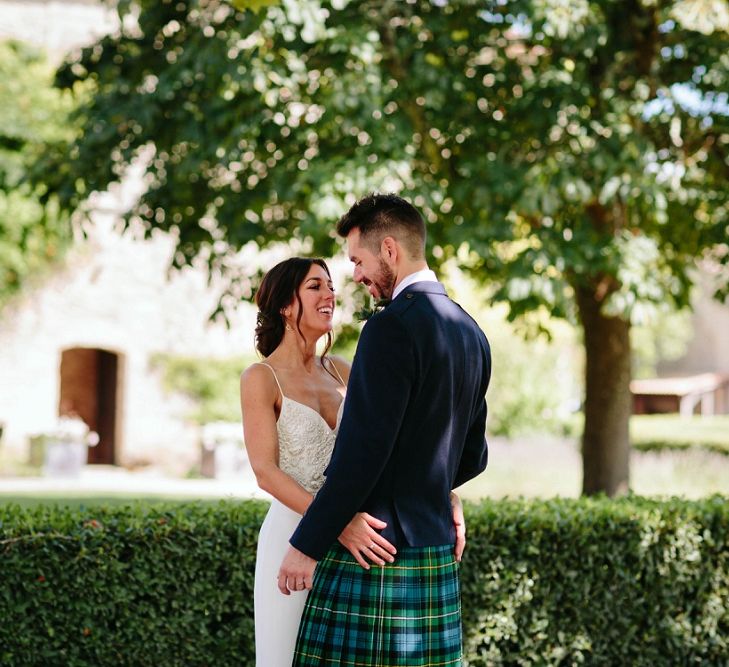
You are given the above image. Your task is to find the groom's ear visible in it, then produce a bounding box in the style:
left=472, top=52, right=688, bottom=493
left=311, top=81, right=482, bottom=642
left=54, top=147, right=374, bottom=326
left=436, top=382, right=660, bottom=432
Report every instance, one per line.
left=381, top=236, right=398, bottom=262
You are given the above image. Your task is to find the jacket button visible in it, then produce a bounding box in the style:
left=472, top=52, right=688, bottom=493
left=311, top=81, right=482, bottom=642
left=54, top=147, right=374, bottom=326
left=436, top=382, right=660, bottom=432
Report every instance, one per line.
left=406, top=293, right=414, bottom=299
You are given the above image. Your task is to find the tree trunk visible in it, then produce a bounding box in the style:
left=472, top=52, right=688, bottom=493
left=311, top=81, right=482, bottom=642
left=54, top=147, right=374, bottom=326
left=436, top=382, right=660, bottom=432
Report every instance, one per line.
left=575, top=284, right=632, bottom=496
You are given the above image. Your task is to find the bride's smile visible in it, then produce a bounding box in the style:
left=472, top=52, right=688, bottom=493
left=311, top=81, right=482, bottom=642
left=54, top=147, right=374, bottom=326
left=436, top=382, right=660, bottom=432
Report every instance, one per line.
left=285, top=265, right=337, bottom=337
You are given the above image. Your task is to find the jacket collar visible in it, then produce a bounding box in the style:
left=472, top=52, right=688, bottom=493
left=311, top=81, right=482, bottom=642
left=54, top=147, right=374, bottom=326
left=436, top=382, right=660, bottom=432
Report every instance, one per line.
left=394, top=281, right=447, bottom=300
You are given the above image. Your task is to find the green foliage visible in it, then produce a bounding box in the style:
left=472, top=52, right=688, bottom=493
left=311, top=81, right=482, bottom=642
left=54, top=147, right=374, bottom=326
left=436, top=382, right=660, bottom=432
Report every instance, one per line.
left=40, top=0, right=729, bottom=311
left=461, top=495, right=729, bottom=665
left=152, top=353, right=256, bottom=423
left=479, top=312, right=580, bottom=438
left=1, top=497, right=726, bottom=665
left=0, top=500, right=266, bottom=666
left=33, top=0, right=729, bottom=493
left=446, top=269, right=581, bottom=438
left=631, top=414, right=729, bottom=456
left=0, top=40, right=74, bottom=306
left=229, top=0, right=280, bottom=12
left=0, top=494, right=225, bottom=509
left=631, top=306, right=694, bottom=379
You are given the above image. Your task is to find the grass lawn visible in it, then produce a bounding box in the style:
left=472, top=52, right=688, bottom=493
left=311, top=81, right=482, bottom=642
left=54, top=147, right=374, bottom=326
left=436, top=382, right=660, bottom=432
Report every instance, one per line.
left=458, top=415, right=729, bottom=500
left=459, top=431, right=729, bottom=501
left=5, top=439, right=726, bottom=508
left=630, top=414, right=729, bottom=455
left=2, top=414, right=727, bottom=507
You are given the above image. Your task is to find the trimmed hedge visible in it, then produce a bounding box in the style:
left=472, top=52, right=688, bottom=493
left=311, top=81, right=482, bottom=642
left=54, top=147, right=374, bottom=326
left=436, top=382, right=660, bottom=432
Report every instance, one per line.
left=632, top=439, right=729, bottom=457
left=461, top=496, right=728, bottom=665
left=0, top=501, right=267, bottom=667
left=1, top=497, right=727, bottom=666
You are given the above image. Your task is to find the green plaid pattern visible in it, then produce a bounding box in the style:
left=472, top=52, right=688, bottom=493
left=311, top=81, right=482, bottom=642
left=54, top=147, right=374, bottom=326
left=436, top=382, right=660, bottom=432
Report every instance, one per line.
left=293, top=544, right=462, bottom=666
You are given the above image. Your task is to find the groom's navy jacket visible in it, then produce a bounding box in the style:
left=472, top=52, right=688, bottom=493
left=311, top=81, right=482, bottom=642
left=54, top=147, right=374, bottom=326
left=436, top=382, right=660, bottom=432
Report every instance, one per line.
left=290, top=281, right=491, bottom=560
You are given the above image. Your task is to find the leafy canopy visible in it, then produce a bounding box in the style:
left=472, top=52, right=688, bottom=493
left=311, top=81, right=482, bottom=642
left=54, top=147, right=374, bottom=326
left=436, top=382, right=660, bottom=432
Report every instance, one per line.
left=0, top=40, right=75, bottom=306
left=40, top=0, right=729, bottom=321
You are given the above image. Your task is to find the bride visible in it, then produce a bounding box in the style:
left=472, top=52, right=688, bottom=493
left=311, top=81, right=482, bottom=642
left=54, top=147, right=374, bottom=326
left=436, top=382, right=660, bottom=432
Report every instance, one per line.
left=240, top=257, right=397, bottom=666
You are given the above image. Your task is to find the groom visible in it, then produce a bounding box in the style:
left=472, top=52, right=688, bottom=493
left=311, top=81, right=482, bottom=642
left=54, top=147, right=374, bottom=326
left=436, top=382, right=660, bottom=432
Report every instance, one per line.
left=278, top=193, right=491, bottom=665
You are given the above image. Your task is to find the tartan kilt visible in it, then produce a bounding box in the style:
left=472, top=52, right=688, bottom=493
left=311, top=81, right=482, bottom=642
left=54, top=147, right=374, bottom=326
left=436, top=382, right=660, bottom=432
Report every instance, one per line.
left=293, top=543, right=462, bottom=667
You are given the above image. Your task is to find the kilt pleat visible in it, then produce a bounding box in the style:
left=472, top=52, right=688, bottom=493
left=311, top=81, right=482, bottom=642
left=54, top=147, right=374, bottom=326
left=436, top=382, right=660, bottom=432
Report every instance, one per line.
left=293, top=544, right=462, bottom=667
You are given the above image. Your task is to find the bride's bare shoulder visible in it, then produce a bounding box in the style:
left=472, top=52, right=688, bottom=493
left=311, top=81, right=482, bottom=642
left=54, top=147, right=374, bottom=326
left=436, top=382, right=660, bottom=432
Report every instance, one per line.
left=328, top=355, right=352, bottom=384
left=240, top=361, right=279, bottom=399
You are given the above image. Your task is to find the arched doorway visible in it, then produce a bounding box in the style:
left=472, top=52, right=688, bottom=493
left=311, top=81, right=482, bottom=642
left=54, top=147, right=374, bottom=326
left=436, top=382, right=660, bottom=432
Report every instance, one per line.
left=59, top=348, right=122, bottom=465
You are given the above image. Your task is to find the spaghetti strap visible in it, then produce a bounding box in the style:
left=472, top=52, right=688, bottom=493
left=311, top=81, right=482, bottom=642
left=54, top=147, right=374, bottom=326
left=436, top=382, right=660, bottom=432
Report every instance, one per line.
left=326, top=358, right=346, bottom=387
left=258, top=362, right=285, bottom=401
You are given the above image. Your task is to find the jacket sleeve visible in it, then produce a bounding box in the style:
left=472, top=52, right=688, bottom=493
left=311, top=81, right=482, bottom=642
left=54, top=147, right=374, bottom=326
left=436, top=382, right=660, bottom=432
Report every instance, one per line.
left=453, top=341, right=490, bottom=488
left=290, top=311, right=414, bottom=560
left=453, top=396, right=488, bottom=488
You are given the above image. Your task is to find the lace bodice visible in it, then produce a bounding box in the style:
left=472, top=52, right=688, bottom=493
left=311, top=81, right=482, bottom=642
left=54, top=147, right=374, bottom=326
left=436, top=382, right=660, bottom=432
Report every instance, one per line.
left=258, top=362, right=344, bottom=494
left=276, top=397, right=343, bottom=494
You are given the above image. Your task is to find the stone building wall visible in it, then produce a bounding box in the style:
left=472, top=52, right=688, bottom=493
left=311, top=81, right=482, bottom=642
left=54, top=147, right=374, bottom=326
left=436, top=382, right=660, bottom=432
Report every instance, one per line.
left=0, top=200, right=259, bottom=472
left=0, top=1, right=260, bottom=471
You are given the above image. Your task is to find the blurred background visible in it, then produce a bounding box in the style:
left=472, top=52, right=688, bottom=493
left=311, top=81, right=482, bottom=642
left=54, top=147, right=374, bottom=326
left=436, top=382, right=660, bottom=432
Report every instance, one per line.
left=1, top=0, right=728, bottom=504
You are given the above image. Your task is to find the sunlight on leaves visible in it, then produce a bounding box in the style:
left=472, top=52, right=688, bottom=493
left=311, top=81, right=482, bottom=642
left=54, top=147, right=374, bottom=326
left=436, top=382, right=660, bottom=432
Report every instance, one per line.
left=672, top=0, right=729, bottom=34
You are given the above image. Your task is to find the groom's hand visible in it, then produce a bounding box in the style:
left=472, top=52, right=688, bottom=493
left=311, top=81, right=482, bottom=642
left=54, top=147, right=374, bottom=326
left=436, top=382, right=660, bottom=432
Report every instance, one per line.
left=450, top=491, right=466, bottom=562
left=277, top=545, right=316, bottom=595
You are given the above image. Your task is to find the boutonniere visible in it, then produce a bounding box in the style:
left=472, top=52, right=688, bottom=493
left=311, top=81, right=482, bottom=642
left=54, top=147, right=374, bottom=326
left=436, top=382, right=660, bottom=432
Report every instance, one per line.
left=355, top=299, right=392, bottom=321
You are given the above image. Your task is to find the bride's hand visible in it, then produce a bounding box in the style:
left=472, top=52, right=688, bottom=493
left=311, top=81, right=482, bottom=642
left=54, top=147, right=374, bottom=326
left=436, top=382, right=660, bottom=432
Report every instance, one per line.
left=338, top=512, right=397, bottom=569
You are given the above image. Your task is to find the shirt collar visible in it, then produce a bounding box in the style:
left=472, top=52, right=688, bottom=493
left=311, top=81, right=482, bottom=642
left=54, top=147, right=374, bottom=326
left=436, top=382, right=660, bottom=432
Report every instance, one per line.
left=392, top=268, right=439, bottom=300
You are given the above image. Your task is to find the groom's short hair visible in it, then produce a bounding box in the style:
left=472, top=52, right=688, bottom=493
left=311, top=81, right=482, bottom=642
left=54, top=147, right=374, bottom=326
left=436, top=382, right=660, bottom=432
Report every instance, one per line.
left=336, top=193, right=426, bottom=260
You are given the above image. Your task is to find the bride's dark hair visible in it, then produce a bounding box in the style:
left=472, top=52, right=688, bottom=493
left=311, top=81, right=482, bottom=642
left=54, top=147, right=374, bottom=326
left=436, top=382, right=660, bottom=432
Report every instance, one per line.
left=254, top=257, right=334, bottom=364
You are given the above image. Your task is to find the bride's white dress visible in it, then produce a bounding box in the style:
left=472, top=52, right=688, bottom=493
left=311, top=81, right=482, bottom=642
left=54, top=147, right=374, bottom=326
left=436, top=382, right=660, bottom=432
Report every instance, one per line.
left=254, top=364, right=344, bottom=666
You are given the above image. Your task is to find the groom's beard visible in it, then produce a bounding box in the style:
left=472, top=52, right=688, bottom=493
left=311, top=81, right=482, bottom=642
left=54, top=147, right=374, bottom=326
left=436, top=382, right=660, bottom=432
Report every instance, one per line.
left=370, top=258, right=396, bottom=300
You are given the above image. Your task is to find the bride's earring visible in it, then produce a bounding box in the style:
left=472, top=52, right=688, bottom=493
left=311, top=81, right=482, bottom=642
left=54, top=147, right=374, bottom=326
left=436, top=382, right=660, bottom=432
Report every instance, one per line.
left=281, top=307, right=294, bottom=332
